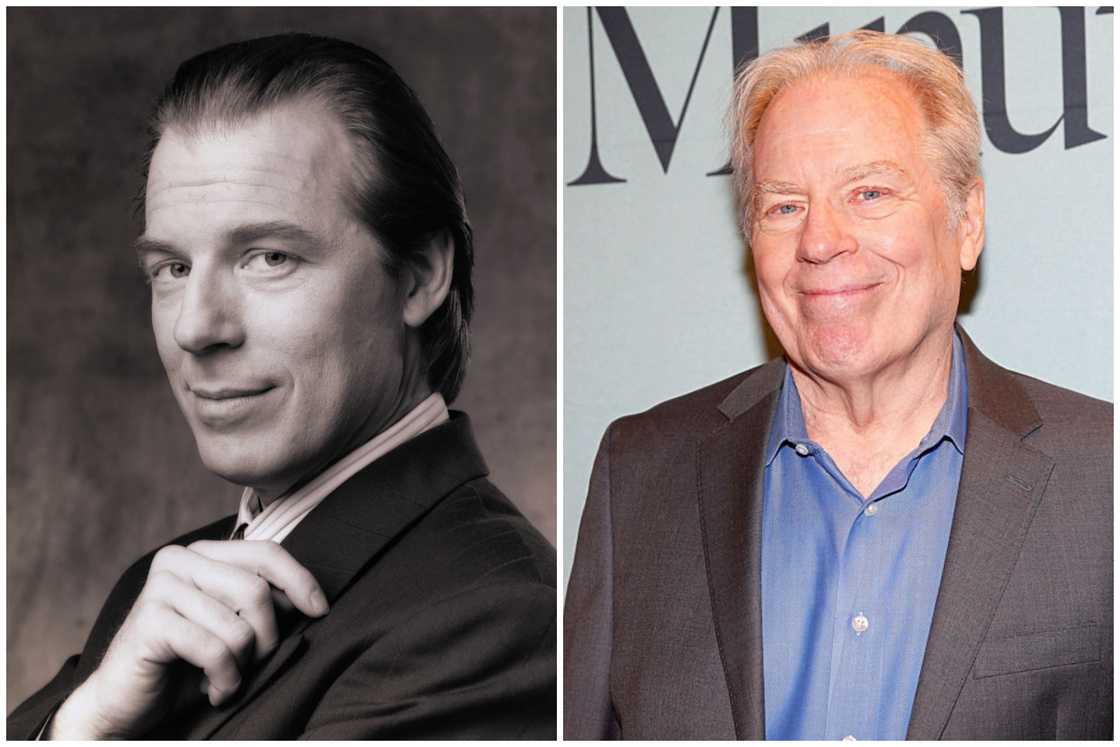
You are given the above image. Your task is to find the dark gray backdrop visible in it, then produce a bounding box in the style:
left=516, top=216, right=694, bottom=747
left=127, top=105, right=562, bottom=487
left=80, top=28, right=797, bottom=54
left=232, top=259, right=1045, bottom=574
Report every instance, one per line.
left=7, top=6, right=556, bottom=710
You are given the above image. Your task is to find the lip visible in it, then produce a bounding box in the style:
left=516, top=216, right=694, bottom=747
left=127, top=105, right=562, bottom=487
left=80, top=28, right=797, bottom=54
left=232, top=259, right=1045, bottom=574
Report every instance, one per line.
left=187, top=384, right=276, bottom=426
left=190, top=385, right=275, bottom=400
left=800, top=282, right=882, bottom=297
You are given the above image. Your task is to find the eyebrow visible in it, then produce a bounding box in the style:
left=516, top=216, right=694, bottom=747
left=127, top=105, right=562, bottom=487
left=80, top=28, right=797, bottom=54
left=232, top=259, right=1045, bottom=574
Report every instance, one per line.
left=133, top=220, right=324, bottom=259
left=754, top=160, right=911, bottom=201
left=835, top=160, right=909, bottom=185
left=755, top=179, right=803, bottom=196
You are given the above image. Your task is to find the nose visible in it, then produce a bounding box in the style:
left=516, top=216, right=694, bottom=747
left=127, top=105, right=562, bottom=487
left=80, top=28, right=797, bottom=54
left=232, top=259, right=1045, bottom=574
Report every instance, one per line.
left=173, top=267, right=245, bottom=354
left=797, top=201, right=858, bottom=264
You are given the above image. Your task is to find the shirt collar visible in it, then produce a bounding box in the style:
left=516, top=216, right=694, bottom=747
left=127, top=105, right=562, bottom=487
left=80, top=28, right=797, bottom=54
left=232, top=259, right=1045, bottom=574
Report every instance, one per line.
left=234, top=392, right=450, bottom=535
left=765, top=330, right=969, bottom=466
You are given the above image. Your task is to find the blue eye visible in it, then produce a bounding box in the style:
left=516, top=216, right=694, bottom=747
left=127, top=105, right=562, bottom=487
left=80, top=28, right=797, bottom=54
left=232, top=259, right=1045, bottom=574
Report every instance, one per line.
left=858, top=189, right=884, bottom=201
left=767, top=203, right=800, bottom=217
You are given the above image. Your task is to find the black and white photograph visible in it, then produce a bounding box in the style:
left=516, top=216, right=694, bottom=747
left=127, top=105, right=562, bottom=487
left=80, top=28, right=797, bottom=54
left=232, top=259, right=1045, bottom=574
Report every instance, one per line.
left=8, top=6, right=556, bottom=739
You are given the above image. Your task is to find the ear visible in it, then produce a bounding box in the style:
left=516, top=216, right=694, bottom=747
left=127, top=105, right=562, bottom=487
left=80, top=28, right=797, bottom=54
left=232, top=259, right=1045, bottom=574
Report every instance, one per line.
left=957, top=178, right=985, bottom=272
left=402, top=231, right=454, bottom=328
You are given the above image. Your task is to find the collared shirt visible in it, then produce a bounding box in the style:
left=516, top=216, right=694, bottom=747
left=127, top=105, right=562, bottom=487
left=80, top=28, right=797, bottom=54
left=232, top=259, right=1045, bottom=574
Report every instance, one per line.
left=761, top=333, right=968, bottom=741
left=233, top=393, right=449, bottom=543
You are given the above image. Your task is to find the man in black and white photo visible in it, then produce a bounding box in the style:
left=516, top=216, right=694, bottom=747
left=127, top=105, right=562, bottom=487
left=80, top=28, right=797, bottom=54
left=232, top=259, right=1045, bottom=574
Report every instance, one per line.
left=9, top=18, right=556, bottom=740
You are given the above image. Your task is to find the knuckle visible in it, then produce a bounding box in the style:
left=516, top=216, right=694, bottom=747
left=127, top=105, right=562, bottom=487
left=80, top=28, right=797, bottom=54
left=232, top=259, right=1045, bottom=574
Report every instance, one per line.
left=200, top=634, right=231, bottom=666
left=229, top=617, right=255, bottom=650
left=144, top=569, right=176, bottom=593
left=258, top=541, right=286, bottom=566
left=150, top=545, right=183, bottom=569
left=246, top=576, right=271, bottom=605
left=128, top=596, right=161, bottom=625
left=187, top=539, right=213, bottom=553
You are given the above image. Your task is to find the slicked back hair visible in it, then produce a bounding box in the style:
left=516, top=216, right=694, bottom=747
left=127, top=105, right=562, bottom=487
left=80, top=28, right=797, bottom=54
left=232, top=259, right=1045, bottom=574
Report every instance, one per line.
left=141, top=33, right=474, bottom=402
left=731, top=29, right=982, bottom=239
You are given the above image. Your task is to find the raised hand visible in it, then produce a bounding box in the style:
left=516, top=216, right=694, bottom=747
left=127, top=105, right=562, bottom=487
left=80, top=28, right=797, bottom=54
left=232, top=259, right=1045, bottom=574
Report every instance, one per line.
left=47, top=540, right=328, bottom=739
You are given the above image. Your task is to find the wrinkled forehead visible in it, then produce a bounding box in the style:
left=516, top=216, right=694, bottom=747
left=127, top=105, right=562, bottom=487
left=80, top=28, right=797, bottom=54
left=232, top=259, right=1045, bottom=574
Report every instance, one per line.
left=750, top=70, right=933, bottom=185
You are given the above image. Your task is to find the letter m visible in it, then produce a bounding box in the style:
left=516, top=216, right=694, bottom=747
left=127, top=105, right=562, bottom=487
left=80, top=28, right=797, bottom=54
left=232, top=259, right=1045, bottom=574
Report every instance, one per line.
left=568, top=7, right=722, bottom=185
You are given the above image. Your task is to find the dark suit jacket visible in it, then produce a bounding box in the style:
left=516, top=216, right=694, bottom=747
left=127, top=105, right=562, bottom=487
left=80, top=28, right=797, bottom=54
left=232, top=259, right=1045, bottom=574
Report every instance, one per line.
left=10, top=413, right=556, bottom=739
left=564, top=329, right=1112, bottom=740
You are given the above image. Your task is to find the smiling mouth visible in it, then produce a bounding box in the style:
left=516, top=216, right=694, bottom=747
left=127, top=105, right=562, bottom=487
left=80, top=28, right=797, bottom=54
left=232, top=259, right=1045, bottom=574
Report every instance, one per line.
left=801, top=282, right=882, bottom=297
left=191, top=385, right=274, bottom=400
left=188, top=385, right=276, bottom=427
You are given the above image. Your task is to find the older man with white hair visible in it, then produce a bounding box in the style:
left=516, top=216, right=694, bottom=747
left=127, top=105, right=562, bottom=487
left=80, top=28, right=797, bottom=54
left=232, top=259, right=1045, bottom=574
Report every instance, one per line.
left=565, top=30, right=1111, bottom=741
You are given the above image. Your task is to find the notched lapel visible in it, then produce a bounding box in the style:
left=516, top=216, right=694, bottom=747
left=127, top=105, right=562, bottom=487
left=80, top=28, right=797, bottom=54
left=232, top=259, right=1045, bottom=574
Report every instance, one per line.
left=281, top=413, right=488, bottom=602
left=906, top=409, right=1055, bottom=739
left=697, top=372, right=781, bottom=741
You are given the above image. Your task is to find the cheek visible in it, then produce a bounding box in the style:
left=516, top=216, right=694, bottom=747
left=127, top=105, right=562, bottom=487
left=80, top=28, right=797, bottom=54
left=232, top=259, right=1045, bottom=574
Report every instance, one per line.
left=150, top=298, right=182, bottom=369
left=870, top=211, right=945, bottom=267
left=275, top=287, right=402, bottom=390
left=752, top=246, right=796, bottom=309
left=752, top=240, right=781, bottom=282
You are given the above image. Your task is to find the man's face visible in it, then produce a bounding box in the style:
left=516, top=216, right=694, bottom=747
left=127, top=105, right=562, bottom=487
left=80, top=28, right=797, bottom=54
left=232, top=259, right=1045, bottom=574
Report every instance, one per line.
left=749, top=70, right=982, bottom=382
left=140, top=102, right=409, bottom=497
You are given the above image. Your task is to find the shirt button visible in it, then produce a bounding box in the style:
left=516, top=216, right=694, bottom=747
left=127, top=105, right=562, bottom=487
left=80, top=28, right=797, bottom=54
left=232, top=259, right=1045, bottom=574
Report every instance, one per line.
left=865, top=503, right=878, bottom=516
left=794, top=443, right=810, bottom=456
left=852, top=614, right=869, bottom=633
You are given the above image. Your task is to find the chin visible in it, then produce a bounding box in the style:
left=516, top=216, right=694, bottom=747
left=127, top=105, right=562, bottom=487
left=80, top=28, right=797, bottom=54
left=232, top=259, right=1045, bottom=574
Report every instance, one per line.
left=192, top=435, right=296, bottom=492
left=795, top=324, right=890, bottom=380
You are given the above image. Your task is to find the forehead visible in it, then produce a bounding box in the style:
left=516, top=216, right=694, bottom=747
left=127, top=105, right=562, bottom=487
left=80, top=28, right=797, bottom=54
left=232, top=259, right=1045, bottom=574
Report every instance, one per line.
left=753, top=70, right=927, bottom=171
left=144, top=101, right=355, bottom=231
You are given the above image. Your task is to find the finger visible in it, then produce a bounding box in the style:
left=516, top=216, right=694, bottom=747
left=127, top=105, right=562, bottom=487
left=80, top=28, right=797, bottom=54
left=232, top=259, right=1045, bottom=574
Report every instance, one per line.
left=150, top=546, right=281, bottom=659
left=145, top=572, right=258, bottom=670
left=143, top=603, right=243, bottom=707
left=188, top=540, right=328, bottom=618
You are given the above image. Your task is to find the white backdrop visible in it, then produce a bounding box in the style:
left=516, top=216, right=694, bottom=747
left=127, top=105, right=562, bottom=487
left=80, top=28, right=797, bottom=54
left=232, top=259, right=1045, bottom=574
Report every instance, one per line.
left=563, top=6, right=1113, bottom=581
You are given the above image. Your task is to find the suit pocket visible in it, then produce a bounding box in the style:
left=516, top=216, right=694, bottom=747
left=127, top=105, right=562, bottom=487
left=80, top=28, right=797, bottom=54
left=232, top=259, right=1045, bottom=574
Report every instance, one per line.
left=972, top=624, right=1100, bottom=679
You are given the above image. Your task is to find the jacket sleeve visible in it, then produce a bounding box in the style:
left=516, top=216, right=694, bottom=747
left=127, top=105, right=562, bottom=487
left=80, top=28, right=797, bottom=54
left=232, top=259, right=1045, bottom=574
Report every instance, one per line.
left=564, top=425, right=622, bottom=739
left=6, top=655, right=80, bottom=739
left=7, top=516, right=235, bottom=739
left=297, top=581, right=556, bottom=739
left=7, top=556, right=149, bottom=739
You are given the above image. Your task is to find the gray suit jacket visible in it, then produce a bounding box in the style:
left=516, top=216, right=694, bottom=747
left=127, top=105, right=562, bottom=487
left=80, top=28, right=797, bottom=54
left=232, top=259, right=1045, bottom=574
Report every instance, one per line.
left=564, top=329, right=1112, bottom=740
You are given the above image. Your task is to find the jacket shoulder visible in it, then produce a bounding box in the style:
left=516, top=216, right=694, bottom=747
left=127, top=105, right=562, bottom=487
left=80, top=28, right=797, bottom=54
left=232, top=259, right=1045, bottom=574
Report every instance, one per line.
left=970, top=351, right=1112, bottom=480
left=1014, top=371, right=1112, bottom=428
left=1018, top=374, right=1112, bottom=468
left=382, top=477, right=556, bottom=597
left=606, top=362, right=775, bottom=451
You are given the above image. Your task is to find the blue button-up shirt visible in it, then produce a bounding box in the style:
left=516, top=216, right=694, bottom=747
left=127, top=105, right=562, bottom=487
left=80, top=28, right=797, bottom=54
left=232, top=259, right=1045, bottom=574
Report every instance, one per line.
left=761, top=333, right=967, bottom=740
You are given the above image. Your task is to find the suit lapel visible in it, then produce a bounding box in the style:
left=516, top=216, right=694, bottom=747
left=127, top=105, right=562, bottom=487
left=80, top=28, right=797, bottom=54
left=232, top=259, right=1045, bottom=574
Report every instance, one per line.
left=280, top=412, right=488, bottom=602
left=906, top=329, right=1055, bottom=739
left=182, top=412, right=488, bottom=739
left=696, top=360, right=783, bottom=740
